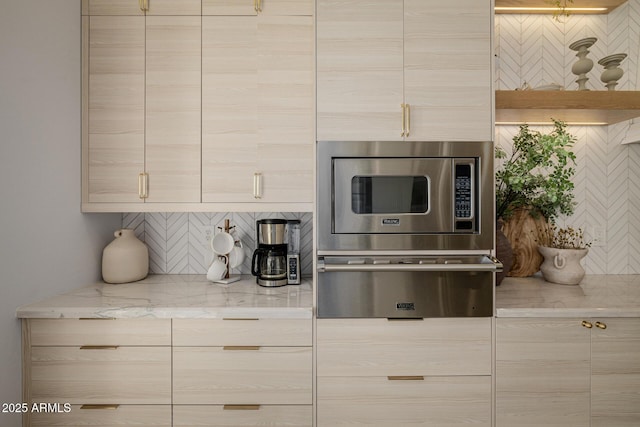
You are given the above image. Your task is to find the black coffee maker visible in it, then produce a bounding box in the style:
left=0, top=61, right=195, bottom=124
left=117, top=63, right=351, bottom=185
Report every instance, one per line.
left=251, top=219, right=288, bottom=287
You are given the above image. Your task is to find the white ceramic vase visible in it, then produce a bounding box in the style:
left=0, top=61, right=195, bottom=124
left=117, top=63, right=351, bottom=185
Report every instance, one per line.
left=102, top=229, right=149, bottom=284
left=538, top=245, right=588, bottom=285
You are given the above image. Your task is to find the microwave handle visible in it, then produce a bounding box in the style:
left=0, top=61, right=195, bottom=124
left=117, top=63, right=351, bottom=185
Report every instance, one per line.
left=317, top=256, right=503, bottom=273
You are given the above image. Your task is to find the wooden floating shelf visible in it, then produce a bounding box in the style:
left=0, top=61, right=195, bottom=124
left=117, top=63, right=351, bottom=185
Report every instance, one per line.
left=495, top=90, right=640, bottom=126
left=495, top=0, right=627, bottom=14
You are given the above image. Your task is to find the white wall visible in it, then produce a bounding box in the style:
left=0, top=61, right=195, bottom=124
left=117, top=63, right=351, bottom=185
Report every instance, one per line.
left=0, top=1, right=120, bottom=425
left=495, top=0, right=640, bottom=274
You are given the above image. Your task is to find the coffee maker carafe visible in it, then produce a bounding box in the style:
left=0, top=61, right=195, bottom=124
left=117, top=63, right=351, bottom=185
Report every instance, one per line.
left=251, top=219, right=288, bottom=287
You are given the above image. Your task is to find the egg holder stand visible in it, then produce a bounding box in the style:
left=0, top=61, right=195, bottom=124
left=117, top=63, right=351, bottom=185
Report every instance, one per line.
left=210, top=219, right=242, bottom=285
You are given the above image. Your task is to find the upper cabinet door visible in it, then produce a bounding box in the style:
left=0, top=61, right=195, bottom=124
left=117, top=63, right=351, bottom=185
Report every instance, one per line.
left=145, top=16, right=202, bottom=203
left=257, top=15, right=314, bottom=203
left=201, top=16, right=258, bottom=203
left=316, top=0, right=404, bottom=141
left=404, top=0, right=492, bottom=141
left=88, top=16, right=145, bottom=203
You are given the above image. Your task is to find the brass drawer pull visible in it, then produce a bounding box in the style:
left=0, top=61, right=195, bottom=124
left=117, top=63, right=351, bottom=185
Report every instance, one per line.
left=387, top=376, right=425, bottom=381
left=79, top=345, right=119, bottom=350
left=81, top=404, right=120, bottom=410
left=595, top=321, right=607, bottom=330
left=224, top=404, right=260, bottom=410
left=581, top=320, right=593, bottom=329
left=223, top=346, right=260, bottom=351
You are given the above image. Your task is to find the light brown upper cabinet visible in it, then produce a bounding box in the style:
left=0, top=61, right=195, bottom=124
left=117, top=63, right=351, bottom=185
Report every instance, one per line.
left=84, top=13, right=201, bottom=206
left=201, top=1, right=314, bottom=204
left=316, top=0, right=492, bottom=142
left=82, top=0, right=313, bottom=212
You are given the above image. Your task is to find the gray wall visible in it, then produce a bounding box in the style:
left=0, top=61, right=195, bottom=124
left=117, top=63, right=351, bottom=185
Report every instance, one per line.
left=0, top=1, right=120, bottom=425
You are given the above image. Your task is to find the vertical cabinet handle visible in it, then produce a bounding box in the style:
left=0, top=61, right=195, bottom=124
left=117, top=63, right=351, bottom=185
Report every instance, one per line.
left=253, top=173, right=262, bottom=199
left=405, top=103, right=410, bottom=137
left=254, top=0, right=262, bottom=13
left=138, top=0, right=148, bottom=11
left=138, top=173, right=148, bottom=199
left=401, top=104, right=411, bottom=137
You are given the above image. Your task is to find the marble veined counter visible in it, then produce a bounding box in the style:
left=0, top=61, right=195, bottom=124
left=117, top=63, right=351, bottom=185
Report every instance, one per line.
left=16, top=275, right=313, bottom=319
left=497, top=273, right=640, bottom=317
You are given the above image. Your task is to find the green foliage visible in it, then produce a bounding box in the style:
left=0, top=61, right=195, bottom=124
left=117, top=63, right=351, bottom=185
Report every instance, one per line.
left=495, top=119, right=577, bottom=222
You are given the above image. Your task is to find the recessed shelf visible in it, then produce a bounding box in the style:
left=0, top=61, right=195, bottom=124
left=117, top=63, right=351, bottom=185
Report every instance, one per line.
left=495, top=0, right=627, bottom=14
left=495, top=90, right=640, bottom=126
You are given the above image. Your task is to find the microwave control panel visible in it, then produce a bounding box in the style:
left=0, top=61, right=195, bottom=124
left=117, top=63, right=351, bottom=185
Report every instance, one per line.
left=454, top=162, right=475, bottom=231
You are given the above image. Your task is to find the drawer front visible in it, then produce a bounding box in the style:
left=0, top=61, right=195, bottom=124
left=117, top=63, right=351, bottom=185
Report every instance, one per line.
left=317, top=376, right=492, bottom=427
left=173, top=405, right=312, bottom=426
left=173, top=347, right=312, bottom=404
left=173, top=318, right=311, bottom=346
left=29, top=319, right=171, bottom=346
left=31, top=347, right=171, bottom=404
left=317, top=318, right=492, bottom=376
left=31, top=405, right=171, bottom=426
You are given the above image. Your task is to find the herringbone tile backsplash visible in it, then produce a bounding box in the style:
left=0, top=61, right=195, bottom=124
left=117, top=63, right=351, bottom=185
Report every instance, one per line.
left=122, top=212, right=313, bottom=276
left=496, top=0, right=640, bottom=274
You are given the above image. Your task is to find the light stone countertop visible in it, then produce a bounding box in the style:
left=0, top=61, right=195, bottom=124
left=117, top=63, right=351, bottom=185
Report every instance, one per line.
left=16, top=275, right=313, bottom=319
left=496, top=274, right=640, bottom=317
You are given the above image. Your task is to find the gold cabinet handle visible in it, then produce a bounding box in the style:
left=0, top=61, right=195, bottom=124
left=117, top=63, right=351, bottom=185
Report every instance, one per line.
left=257, top=0, right=262, bottom=12
left=401, top=103, right=406, bottom=136
left=139, top=0, right=144, bottom=11
left=387, top=376, right=425, bottom=381
left=79, top=345, right=119, bottom=350
left=223, top=346, right=261, bottom=351
left=253, top=172, right=262, bottom=199
left=81, top=404, right=120, bottom=410
left=582, top=320, right=593, bottom=329
left=144, top=0, right=149, bottom=11
left=138, top=172, right=148, bottom=199
left=224, top=405, right=260, bottom=410
left=595, top=321, right=607, bottom=330
left=405, top=103, right=410, bottom=137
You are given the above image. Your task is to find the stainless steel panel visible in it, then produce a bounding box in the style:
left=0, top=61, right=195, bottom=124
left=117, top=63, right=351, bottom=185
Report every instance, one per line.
left=317, top=140, right=494, bottom=252
left=333, top=158, right=452, bottom=234
left=316, top=255, right=497, bottom=318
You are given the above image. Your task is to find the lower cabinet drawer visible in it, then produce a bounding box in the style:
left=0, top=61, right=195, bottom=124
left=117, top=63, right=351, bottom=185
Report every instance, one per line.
left=30, top=404, right=171, bottom=426
left=173, top=347, right=312, bottom=404
left=173, top=405, right=313, bottom=426
left=30, top=347, right=172, bottom=404
left=317, top=376, right=492, bottom=427
left=317, top=318, right=492, bottom=376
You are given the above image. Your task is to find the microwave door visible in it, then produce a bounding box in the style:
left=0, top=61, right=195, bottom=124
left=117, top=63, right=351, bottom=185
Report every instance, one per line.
left=333, top=158, right=453, bottom=234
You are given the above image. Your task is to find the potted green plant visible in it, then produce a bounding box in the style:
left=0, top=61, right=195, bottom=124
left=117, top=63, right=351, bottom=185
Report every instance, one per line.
left=537, top=225, right=591, bottom=285
left=495, top=119, right=577, bottom=277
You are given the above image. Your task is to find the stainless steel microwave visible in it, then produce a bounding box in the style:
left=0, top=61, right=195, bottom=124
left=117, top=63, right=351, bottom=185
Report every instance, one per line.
left=317, top=140, right=495, bottom=253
